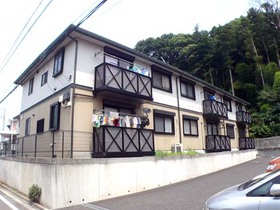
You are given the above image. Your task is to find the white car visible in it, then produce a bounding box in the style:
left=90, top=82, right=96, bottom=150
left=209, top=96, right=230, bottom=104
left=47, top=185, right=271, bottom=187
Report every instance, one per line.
left=205, top=169, right=280, bottom=210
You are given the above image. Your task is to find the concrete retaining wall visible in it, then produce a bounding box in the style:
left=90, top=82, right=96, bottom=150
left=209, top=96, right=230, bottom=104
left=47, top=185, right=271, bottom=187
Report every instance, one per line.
left=255, top=136, right=280, bottom=157
left=0, top=150, right=257, bottom=209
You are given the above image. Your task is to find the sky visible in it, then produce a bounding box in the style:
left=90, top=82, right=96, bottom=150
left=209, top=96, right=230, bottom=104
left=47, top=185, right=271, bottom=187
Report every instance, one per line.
left=0, top=0, right=254, bottom=130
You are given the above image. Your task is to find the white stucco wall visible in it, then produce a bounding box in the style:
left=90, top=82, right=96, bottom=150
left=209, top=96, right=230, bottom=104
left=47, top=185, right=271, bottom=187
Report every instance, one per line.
left=0, top=150, right=257, bottom=209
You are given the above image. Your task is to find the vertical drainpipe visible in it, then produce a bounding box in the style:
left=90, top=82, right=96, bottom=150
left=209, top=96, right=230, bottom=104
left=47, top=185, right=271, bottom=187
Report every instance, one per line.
left=176, top=76, right=182, bottom=145
left=67, top=34, right=78, bottom=158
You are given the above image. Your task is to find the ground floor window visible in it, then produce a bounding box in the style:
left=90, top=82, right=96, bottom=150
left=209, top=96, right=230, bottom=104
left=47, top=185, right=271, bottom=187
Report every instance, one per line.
left=154, top=109, right=175, bottom=134
left=183, top=116, right=198, bottom=136
left=207, top=122, right=219, bottom=135
left=49, top=102, right=60, bottom=130
left=25, top=117, right=31, bottom=136
left=226, top=123, right=235, bottom=139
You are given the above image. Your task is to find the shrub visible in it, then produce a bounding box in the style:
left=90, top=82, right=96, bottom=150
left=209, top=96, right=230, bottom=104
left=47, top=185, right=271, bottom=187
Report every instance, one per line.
left=28, top=184, right=41, bottom=203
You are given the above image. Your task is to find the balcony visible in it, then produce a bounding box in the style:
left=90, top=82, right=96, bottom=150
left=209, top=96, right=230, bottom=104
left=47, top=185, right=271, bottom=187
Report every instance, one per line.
left=205, top=135, right=231, bottom=153
left=203, top=100, right=228, bottom=120
left=94, top=62, right=153, bottom=101
left=92, top=126, right=155, bottom=158
left=236, top=111, right=252, bottom=124
left=239, top=137, right=255, bottom=150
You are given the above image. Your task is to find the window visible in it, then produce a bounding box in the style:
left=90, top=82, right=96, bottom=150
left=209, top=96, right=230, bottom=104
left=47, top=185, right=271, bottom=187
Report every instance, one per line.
left=25, top=118, right=31, bottom=136
left=180, top=80, right=195, bottom=100
left=104, top=46, right=135, bottom=69
left=223, top=97, right=232, bottom=111
left=236, top=103, right=243, bottom=111
left=53, top=48, right=64, bottom=77
left=41, top=71, right=48, bottom=86
left=28, top=77, right=34, bottom=95
left=207, top=122, right=218, bottom=135
left=226, top=123, right=235, bottom=139
left=49, top=102, right=60, bottom=130
left=152, top=70, right=172, bottom=92
left=154, top=110, right=175, bottom=134
left=204, top=89, right=215, bottom=100
left=36, top=119, right=44, bottom=133
left=183, top=116, right=198, bottom=136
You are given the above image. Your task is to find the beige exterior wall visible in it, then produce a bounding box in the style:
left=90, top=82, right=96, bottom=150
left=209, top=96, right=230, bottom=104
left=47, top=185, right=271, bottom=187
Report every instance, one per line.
left=16, top=30, right=252, bottom=156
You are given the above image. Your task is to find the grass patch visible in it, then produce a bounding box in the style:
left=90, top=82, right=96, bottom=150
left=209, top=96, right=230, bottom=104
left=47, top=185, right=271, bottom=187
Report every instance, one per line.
left=155, top=149, right=199, bottom=157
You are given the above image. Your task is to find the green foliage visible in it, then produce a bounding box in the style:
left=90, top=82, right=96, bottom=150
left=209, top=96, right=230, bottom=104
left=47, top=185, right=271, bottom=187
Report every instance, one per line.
left=28, top=184, right=41, bottom=203
left=134, top=1, right=280, bottom=138
left=273, top=71, right=280, bottom=93
left=155, top=149, right=198, bottom=157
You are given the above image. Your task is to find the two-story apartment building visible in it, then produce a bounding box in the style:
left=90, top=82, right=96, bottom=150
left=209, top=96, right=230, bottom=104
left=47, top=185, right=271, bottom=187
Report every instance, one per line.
left=14, top=25, right=254, bottom=158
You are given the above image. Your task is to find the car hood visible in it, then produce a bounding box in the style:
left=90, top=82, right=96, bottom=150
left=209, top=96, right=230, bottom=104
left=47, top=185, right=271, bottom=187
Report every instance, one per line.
left=269, top=156, right=280, bottom=164
left=206, top=184, right=243, bottom=204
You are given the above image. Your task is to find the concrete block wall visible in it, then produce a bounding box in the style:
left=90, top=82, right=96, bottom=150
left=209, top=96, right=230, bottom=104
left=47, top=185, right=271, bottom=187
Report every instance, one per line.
left=0, top=150, right=257, bottom=209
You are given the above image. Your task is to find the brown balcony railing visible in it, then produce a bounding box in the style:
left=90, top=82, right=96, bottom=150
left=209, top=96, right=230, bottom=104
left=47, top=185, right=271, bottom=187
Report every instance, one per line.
left=236, top=111, right=252, bottom=124
left=203, top=100, right=228, bottom=119
left=94, top=63, right=153, bottom=100
left=239, top=137, right=255, bottom=150
left=92, top=126, right=155, bottom=157
left=205, top=135, right=231, bottom=152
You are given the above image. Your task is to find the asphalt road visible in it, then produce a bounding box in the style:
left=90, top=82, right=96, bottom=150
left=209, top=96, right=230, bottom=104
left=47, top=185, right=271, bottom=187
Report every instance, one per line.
left=57, top=157, right=271, bottom=210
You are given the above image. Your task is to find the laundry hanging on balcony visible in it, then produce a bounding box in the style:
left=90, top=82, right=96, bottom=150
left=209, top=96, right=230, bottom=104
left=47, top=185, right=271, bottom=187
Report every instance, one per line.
left=92, top=111, right=149, bottom=129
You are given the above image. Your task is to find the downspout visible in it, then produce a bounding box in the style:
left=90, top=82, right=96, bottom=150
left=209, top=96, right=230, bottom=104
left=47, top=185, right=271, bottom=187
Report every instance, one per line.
left=67, top=34, right=78, bottom=159
left=176, top=76, right=182, bottom=145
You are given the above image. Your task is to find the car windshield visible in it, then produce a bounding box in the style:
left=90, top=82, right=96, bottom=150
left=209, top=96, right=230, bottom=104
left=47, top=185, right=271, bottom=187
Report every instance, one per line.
left=238, top=169, right=280, bottom=190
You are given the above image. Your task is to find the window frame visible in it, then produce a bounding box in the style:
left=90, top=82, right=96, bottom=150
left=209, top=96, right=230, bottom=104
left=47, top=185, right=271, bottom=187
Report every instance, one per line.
left=28, top=77, right=34, bottom=95
left=49, top=102, right=60, bottom=131
left=152, top=70, right=172, bottom=92
left=53, top=48, right=65, bottom=77
left=41, top=71, right=48, bottom=86
left=204, top=89, right=215, bottom=100
left=25, top=117, right=31, bottom=136
left=223, top=97, right=232, bottom=112
left=183, top=116, right=199, bottom=136
left=36, top=119, right=45, bottom=134
left=153, top=110, right=175, bottom=135
left=180, top=79, right=196, bottom=100
left=206, top=122, right=219, bottom=135
left=226, top=123, right=235, bottom=139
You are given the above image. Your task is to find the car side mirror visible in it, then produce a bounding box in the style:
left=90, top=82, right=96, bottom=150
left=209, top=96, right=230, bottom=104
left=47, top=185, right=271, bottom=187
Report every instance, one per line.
left=270, top=184, right=280, bottom=196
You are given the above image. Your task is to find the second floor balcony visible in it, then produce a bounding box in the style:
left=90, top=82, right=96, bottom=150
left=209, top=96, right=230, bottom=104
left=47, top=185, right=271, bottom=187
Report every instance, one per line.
left=94, top=62, right=153, bottom=101
left=236, top=111, right=252, bottom=124
left=203, top=100, right=228, bottom=120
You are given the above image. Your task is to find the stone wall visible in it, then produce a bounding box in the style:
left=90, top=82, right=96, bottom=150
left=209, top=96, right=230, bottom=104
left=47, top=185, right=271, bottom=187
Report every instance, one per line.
left=255, top=136, right=280, bottom=157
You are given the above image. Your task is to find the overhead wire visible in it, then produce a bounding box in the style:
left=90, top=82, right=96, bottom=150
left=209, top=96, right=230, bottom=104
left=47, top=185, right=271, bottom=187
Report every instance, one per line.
left=0, top=0, right=109, bottom=104
left=0, top=0, right=53, bottom=75
left=0, top=0, right=53, bottom=104
left=76, top=0, right=107, bottom=27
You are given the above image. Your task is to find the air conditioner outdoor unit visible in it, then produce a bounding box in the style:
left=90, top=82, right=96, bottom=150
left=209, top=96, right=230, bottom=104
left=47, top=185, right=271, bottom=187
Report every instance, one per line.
left=171, top=143, right=182, bottom=153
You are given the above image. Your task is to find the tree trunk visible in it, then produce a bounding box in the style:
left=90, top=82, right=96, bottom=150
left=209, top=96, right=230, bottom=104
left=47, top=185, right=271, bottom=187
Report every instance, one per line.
left=260, top=33, right=270, bottom=63
left=250, top=36, right=265, bottom=87
left=274, top=37, right=280, bottom=67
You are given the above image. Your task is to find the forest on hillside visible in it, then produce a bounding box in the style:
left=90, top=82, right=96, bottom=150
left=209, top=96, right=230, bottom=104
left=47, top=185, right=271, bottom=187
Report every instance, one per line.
left=134, top=1, right=280, bottom=138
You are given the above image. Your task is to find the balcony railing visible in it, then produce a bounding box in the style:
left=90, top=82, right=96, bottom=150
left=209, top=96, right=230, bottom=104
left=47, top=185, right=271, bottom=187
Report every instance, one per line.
left=94, top=63, right=153, bottom=101
left=203, top=100, right=228, bottom=119
left=236, top=111, right=252, bottom=124
left=92, top=126, right=155, bottom=157
left=239, top=137, right=255, bottom=150
left=205, top=135, right=231, bottom=152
